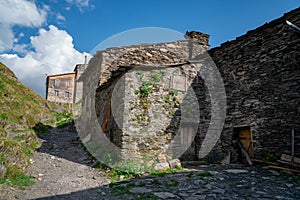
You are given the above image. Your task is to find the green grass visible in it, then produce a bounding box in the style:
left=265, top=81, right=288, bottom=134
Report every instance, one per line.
left=0, top=113, right=8, bottom=120
left=33, top=123, right=51, bottom=134
left=280, top=171, right=294, bottom=179
left=262, top=154, right=277, bottom=162
left=165, top=97, right=171, bottom=103
left=55, top=112, right=74, bottom=128
left=0, top=62, right=58, bottom=185
left=0, top=80, right=4, bottom=90
left=151, top=70, right=166, bottom=83
left=197, top=171, right=213, bottom=178
left=109, top=182, right=147, bottom=196
left=103, top=159, right=182, bottom=182
left=169, top=89, right=178, bottom=96
left=130, top=117, right=137, bottom=121
left=151, top=72, right=163, bottom=82
left=106, top=168, right=139, bottom=182
left=0, top=153, right=8, bottom=163
left=152, top=179, right=160, bottom=184
left=187, top=172, right=193, bottom=178
left=151, top=168, right=175, bottom=177
left=0, top=165, right=35, bottom=189
left=139, top=81, right=154, bottom=98
left=110, top=184, right=130, bottom=195
left=104, top=159, right=156, bottom=182
left=0, top=175, right=35, bottom=190
left=295, top=175, right=300, bottom=183
left=164, top=180, right=179, bottom=189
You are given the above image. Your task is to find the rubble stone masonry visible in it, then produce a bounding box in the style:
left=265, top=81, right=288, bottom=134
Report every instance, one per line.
left=80, top=7, right=299, bottom=164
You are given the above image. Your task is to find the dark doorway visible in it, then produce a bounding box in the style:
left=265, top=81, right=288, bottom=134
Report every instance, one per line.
left=234, top=126, right=254, bottom=164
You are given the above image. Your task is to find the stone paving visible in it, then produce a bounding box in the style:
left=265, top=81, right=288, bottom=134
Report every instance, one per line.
left=100, top=165, right=300, bottom=200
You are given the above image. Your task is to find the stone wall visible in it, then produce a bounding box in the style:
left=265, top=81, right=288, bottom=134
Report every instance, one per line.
left=205, top=7, right=300, bottom=161
left=73, top=64, right=88, bottom=104
left=91, top=34, right=210, bottom=162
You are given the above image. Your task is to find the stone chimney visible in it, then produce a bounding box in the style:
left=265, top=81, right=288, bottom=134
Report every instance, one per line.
left=184, top=31, right=210, bottom=45
left=84, top=55, right=87, bottom=65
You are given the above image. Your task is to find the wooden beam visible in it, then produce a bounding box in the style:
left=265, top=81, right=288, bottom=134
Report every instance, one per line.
left=280, top=154, right=300, bottom=164
left=267, top=165, right=300, bottom=174
left=251, top=159, right=279, bottom=166
left=237, top=140, right=253, bottom=165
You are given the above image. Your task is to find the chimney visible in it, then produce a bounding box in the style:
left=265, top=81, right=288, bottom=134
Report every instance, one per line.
left=84, top=55, right=87, bottom=65
left=184, top=31, right=210, bottom=45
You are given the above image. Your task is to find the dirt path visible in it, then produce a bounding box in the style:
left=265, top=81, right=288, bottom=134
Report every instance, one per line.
left=0, top=125, right=110, bottom=200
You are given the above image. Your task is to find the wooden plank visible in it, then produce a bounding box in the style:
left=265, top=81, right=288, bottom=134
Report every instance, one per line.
left=239, top=129, right=254, bottom=158
left=267, top=165, right=300, bottom=174
left=237, top=140, right=253, bottom=165
left=277, top=160, right=300, bottom=168
left=251, top=159, right=280, bottom=166
left=280, top=154, right=300, bottom=164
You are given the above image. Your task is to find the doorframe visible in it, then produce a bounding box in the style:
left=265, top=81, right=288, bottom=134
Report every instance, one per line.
left=233, top=125, right=254, bottom=162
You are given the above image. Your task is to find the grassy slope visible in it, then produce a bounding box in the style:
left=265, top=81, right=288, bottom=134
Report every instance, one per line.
left=0, top=62, right=54, bottom=181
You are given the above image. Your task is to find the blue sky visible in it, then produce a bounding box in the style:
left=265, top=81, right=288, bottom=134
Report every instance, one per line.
left=0, top=0, right=299, bottom=96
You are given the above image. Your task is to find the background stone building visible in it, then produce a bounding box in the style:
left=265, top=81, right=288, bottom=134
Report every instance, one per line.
left=46, top=63, right=87, bottom=104
left=46, top=72, right=76, bottom=104
left=76, top=7, right=300, bottom=165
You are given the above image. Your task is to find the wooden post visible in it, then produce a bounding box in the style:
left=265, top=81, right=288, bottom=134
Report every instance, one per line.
left=292, top=128, right=295, bottom=164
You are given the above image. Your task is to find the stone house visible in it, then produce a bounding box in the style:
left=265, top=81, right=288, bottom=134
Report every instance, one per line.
left=46, top=63, right=87, bottom=104
left=76, top=7, right=300, bottom=165
left=77, top=31, right=213, bottom=165
left=206, top=7, right=300, bottom=162
left=46, top=72, right=76, bottom=104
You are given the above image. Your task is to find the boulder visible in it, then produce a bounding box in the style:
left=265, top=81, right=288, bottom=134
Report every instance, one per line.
left=168, top=159, right=181, bottom=168
left=154, top=162, right=170, bottom=171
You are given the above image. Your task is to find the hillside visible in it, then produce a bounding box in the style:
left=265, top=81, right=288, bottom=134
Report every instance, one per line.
left=0, top=62, right=55, bottom=184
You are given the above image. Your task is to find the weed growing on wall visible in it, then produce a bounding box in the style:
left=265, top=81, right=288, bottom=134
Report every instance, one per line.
left=132, top=69, right=181, bottom=127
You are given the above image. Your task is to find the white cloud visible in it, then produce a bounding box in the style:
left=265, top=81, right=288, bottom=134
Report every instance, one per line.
left=19, top=32, right=25, bottom=38
left=56, top=13, right=66, bottom=22
left=0, top=25, right=90, bottom=96
left=0, top=24, right=15, bottom=52
left=0, top=0, right=46, bottom=27
left=0, top=1, right=92, bottom=96
left=0, top=0, right=47, bottom=51
left=65, top=0, right=93, bottom=12
left=66, top=0, right=89, bottom=7
left=12, top=44, right=28, bottom=54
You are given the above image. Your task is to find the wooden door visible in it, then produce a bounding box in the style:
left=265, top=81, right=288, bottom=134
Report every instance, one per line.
left=239, top=128, right=254, bottom=161
left=101, top=98, right=111, bottom=133
left=179, top=126, right=197, bottom=161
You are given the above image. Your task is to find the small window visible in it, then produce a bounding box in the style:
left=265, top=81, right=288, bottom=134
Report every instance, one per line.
left=65, top=91, right=70, bottom=98
left=54, top=79, right=60, bottom=87
left=66, top=80, right=70, bottom=87
left=54, top=90, right=59, bottom=96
